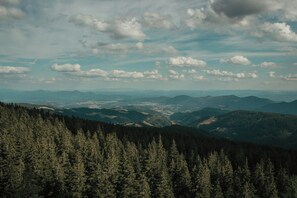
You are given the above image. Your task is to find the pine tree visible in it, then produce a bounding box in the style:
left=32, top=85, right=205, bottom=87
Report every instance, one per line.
left=136, top=173, right=151, bottom=198
left=169, top=140, right=192, bottom=197
left=211, top=181, right=223, bottom=198
left=234, top=159, right=255, bottom=198
left=64, top=151, right=86, bottom=197
left=117, top=149, right=138, bottom=198
left=264, top=159, right=278, bottom=198
left=192, top=162, right=211, bottom=198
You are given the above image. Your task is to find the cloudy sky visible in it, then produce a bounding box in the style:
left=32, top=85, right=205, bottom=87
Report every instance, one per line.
left=0, top=0, right=297, bottom=90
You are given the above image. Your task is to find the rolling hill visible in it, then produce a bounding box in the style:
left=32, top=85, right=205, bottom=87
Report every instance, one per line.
left=259, top=100, right=297, bottom=115
left=195, top=111, right=297, bottom=149
left=58, top=107, right=172, bottom=127
left=170, top=107, right=229, bottom=126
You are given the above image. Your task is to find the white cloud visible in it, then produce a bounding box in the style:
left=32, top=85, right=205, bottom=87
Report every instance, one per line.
left=293, top=63, right=297, bottom=66
left=254, top=22, right=297, bottom=42
left=247, top=72, right=258, bottom=78
left=186, top=7, right=224, bottom=28
left=113, top=18, right=145, bottom=41
left=163, top=46, right=177, bottom=54
left=183, top=69, right=197, bottom=74
left=77, top=69, right=108, bottom=78
left=90, top=42, right=177, bottom=56
left=168, top=69, right=184, bottom=80
left=169, top=56, right=206, bottom=68
left=281, top=74, right=297, bottom=81
left=269, top=71, right=275, bottom=78
left=193, top=75, right=205, bottom=80
left=70, top=15, right=145, bottom=41
left=0, top=0, right=23, bottom=20
left=144, top=70, right=163, bottom=80
left=142, top=12, right=174, bottom=29
left=51, top=63, right=163, bottom=80
left=51, top=63, right=81, bottom=72
left=259, top=62, right=277, bottom=68
left=0, top=5, right=23, bottom=19
left=0, top=66, right=30, bottom=74
left=109, top=70, right=144, bottom=79
left=280, top=0, right=297, bottom=21
left=155, top=61, right=161, bottom=68
left=220, top=55, right=251, bottom=65
left=204, top=69, right=257, bottom=80
left=135, top=42, right=144, bottom=49
left=39, top=77, right=58, bottom=84
left=70, top=14, right=108, bottom=32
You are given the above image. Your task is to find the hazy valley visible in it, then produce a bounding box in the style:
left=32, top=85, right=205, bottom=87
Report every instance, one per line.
left=2, top=89, right=297, bottom=149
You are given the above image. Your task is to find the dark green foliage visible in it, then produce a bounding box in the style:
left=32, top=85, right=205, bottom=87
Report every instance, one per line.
left=197, top=110, right=297, bottom=149
left=1, top=102, right=297, bottom=197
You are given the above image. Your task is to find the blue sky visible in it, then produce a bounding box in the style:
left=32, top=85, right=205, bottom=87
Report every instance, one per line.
left=0, top=0, right=297, bottom=90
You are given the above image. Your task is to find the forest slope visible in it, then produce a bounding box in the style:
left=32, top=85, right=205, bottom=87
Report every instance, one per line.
left=0, top=102, right=297, bottom=197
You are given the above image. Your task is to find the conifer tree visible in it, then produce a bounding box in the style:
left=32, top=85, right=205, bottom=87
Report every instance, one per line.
left=192, top=162, right=211, bottom=198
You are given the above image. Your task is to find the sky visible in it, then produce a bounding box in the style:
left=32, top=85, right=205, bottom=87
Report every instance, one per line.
left=0, top=0, right=297, bottom=91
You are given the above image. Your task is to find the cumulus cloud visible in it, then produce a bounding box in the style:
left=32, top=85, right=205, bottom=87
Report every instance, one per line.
left=247, top=72, right=258, bottom=78
left=211, top=0, right=268, bottom=19
left=220, top=55, right=251, bottom=65
left=77, top=69, right=108, bottom=78
left=280, top=0, right=297, bottom=21
left=0, top=66, right=30, bottom=74
left=105, top=69, right=163, bottom=80
left=253, top=22, right=297, bottom=42
left=281, top=74, right=297, bottom=81
left=51, top=63, right=163, bottom=80
left=180, top=69, right=205, bottom=80
left=163, top=46, right=177, bottom=54
left=183, top=69, right=197, bottom=74
left=135, top=42, right=144, bottom=49
left=185, top=0, right=297, bottom=36
left=143, top=70, right=163, bottom=80
left=186, top=7, right=233, bottom=28
left=205, top=69, right=245, bottom=78
left=142, top=12, right=174, bottom=29
left=70, top=14, right=145, bottom=41
left=109, top=70, right=144, bottom=79
left=258, top=62, right=277, bottom=68
left=169, top=56, right=206, bottom=68
left=193, top=75, right=205, bottom=80
left=269, top=71, right=276, bottom=78
left=186, top=1, right=255, bottom=29
left=51, top=63, right=81, bottom=72
left=204, top=69, right=257, bottom=80
left=168, top=70, right=184, bottom=80
left=0, top=0, right=23, bottom=20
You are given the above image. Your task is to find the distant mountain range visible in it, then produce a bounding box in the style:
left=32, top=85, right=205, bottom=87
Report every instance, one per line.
left=158, top=95, right=275, bottom=111
left=3, top=89, right=297, bottom=149
left=259, top=100, right=297, bottom=115
left=1, top=90, right=297, bottom=114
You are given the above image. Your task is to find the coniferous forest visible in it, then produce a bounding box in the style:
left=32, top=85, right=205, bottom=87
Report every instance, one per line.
left=1, top=102, right=297, bottom=197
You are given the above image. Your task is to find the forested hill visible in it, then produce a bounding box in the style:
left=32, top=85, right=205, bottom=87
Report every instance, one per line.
left=1, top=102, right=297, bottom=197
